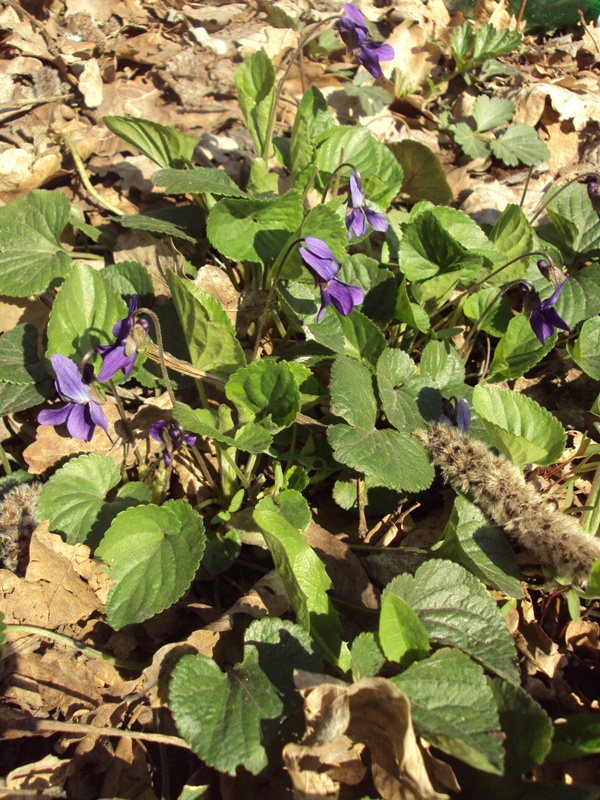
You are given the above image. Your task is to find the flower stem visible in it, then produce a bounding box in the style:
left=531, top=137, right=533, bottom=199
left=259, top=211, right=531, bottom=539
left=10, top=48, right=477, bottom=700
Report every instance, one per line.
left=54, top=130, right=125, bottom=217
left=529, top=172, right=600, bottom=224
left=5, top=624, right=145, bottom=670
left=321, top=161, right=355, bottom=202
left=136, top=308, right=176, bottom=407
left=252, top=237, right=305, bottom=360
left=107, top=378, right=144, bottom=466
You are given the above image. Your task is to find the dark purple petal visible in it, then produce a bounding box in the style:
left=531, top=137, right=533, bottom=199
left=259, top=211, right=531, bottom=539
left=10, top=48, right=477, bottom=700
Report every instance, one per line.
left=364, top=208, right=388, bottom=232
left=97, top=343, right=135, bottom=383
left=357, top=41, right=394, bottom=78
left=529, top=310, right=555, bottom=345
left=327, top=278, right=364, bottom=316
left=317, top=284, right=332, bottom=322
left=51, top=354, right=90, bottom=405
left=540, top=279, right=567, bottom=310
left=183, top=433, right=197, bottom=447
left=348, top=171, right=364, bottom=208
left=38, top=404, right=73, bottom=427
left=300, top=237, right=341, bottom=281
left=66, top=403, right=95, bottom=441
left=343, top=3, right=367, bottom=27
left=128, top=295, right=138, bottom=315
left=346, top=207, right=366, bottom=239
left=456, top=398, right=471, bottom=432
left=89, top=400, right=110, bottom=438
left=148, top=420, right=167, bottom=442
left=540, top=306, right=570, bottom=333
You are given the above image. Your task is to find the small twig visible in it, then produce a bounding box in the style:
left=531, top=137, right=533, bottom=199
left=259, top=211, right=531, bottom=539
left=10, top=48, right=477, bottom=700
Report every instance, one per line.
left=8, top=717, right=191, bottom=749
left=578, top=9, right=600, bottom=54
left=516, top=0, right=528, bottom=29
left=0, top=93, right=73, bottom=124
left=357, top=475, right=367, bottom=537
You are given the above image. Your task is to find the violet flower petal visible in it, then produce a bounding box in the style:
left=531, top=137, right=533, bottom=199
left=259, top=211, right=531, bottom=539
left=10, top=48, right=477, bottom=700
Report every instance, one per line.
left=66, top=403, right=95, bottom=442
left=346, top=207, right=366, bottom=239
left=348, top=171, right=364, bottom=208
left=97, top=343, right=135, bottom=383
left=51, top=354, right=90, bottom=405
left=89, top=400, right=110, bottom=437
left=38, top=404, right=73, bottom=427
left=364, top=207, right=388, bottom=232
left=299, top=238, right=341, bottom=281
left=317, top=284, right=332, bottom=322
left=327, top=278, right=364, bottom=316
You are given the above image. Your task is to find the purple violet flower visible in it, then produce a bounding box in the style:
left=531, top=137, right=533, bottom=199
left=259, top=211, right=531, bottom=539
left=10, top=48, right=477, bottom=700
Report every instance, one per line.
left=440, top=397, right=471, bottom=432
left=299, top=236, right=364, bottom=321
left=148, top=419, right=197, bottom=467
left=97, top=296, right=149, bottom=383
left=38, top=354, right=110, bottom=442
left=338, top=3, right=394, bottom=79
left=346, top=171, right=388, bottom=240
left=522, top=279, right=570, bottom=345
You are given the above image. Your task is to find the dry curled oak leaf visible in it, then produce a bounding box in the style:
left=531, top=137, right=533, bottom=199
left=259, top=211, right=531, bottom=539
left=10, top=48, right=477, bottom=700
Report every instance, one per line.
left=284, top=673, right=456, bottom=800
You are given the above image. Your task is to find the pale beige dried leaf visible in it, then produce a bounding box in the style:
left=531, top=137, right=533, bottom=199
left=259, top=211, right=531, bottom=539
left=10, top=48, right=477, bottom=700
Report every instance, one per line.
left=78, top=59, right=103, bottom=108
left=473, top=0, right=515, bottom=29
left=113, top=229, right=185, bottom=298
left=514, top=83, right=600, bottom=131
left=182, top=4, right=246, bottom=31
left=194, top=264, right=239, bottom=327
left=65, top=0, right=119, bottom=22
left=381, top=21, right=441, bottom=95
left=238, top=27, right=300, bottom=64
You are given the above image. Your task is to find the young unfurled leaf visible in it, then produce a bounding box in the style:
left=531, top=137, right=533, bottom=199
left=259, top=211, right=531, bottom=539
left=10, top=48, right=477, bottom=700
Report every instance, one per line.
left=96, top=500, right=206, bottom=629
left=384, top=560, right=519, bottom=684
left=472, top=383, right=566, bottom=468
left=351, top=631, right=386, bottom=681
left=0, top=190, right=71, bottom=297
left=379, top=593, right=430, bottom=668
left=254, top=497, right=350, bottom=672
left=170, top=618, right=321, bottom=775
left=234, top=50, right=275, bottom=157
left=166, top=272, right=246, bottom=379
left=291, top=86, right=335, bottom=183
left=104, top=116, right=197, bottom=169
left=570, top=316, right=600, bottom=381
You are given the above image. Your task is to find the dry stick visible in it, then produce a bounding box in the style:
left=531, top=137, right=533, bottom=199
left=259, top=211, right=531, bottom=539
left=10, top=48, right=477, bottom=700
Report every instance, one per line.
left=519, top=165, right=534, bottom=208
left=145, top=343, right=328, bottom=434
left=516, top=0, right=528, bottom=29
left=357, top=475, right=368, bottom=537
left=10, top=718, right=191, bottom=750
left=578, top=9, right=600, bottom=54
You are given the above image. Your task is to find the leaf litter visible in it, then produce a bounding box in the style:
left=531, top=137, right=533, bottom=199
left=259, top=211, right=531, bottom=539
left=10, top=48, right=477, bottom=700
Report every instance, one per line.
left=1, top=0, right=600, bottom=797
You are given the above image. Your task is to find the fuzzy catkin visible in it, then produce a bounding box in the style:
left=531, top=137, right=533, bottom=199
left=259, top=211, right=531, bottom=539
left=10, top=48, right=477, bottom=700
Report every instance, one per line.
left=0, top=482, right=42, bottom=576
left=415, top=424, right=600, bottom=587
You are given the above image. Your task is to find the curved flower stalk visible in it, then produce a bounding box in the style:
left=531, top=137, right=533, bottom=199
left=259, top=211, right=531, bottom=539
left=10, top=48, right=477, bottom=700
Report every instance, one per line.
left=299, top=236, right=364, bottom=321
left=345, top=171, right=388, bottom=240
left=338, top=3, right=394, bottom=79
left=38, top=354, right=110, bottom=442
left=521, top=280, right=570, bottom=345
left=149, top=419, right=197, bottom=467
left=97, top=295, right=149, bottom=383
